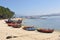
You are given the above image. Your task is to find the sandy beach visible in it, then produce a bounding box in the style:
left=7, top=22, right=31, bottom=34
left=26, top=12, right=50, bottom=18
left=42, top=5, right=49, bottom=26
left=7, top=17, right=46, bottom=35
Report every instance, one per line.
left=0, top=19, right=60, bottom=40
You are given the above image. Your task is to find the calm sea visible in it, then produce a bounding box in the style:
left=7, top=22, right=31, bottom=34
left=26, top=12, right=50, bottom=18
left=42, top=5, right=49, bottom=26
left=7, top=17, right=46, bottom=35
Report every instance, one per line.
left=22, top=16, right=60, bottom=30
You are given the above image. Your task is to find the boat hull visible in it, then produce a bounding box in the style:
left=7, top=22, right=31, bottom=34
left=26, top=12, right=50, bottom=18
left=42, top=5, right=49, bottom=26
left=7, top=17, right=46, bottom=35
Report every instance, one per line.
left=37, top=28, right=54, bottom=33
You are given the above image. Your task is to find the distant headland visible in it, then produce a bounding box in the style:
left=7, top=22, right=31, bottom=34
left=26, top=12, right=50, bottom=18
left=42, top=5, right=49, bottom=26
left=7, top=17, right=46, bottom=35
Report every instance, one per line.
left=19, top=13, right=60, bottom=19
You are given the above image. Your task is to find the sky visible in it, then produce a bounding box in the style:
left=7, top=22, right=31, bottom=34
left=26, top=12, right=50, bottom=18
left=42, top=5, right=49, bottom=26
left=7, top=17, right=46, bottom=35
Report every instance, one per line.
left=0, top=0, right=60, bottom=16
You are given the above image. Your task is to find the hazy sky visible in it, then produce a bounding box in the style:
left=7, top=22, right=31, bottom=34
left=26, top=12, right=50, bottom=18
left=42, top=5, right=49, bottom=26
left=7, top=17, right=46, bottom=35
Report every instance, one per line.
left=0, top=0, right=60, bottom=16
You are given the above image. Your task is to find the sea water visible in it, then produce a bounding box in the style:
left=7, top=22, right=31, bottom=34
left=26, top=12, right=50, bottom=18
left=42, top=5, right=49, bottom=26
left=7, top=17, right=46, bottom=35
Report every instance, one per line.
left=22, top=16, right=60, bottom=30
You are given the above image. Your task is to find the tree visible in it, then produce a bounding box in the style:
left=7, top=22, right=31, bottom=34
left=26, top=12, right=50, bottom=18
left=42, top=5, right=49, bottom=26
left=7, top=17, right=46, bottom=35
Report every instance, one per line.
left=0, top=6, right=15, bottom=19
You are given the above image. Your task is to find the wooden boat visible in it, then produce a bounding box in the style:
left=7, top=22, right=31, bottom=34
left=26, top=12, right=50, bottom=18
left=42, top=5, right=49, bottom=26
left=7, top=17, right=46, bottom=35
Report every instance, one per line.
left=6, top=19, right=22, bottom=24
left=5, top=19, right=13, bottom=23
left=8, top=22, right=21, bottom=28
left=5, top=21, right=12, bottom=23
left=37, top=28, right=54, bottom=33
left=23, top=26, right=36, bottom=31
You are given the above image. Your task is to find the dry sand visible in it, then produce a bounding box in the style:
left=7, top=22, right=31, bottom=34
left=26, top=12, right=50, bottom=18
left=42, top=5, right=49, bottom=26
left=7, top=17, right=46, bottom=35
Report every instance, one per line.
left=0, top=19, right=60, bottom=40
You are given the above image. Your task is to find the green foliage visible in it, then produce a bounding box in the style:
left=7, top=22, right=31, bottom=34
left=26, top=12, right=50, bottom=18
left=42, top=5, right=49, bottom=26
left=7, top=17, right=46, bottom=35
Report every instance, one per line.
left=0, top=6, right=15, bottom=19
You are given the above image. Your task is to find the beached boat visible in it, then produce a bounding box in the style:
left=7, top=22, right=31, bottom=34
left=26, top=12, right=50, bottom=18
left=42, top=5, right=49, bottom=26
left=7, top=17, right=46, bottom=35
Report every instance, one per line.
left=5, top=19, right=13, bottom=23
left=5, top=21, right=12, bottom=23
left=37, top=28, right=54, bottom=33
left=23, top=26, right=36, bottom=31
left=8, top=22, right=21, bottom=28
left=5, top=19, right=22, bottom=24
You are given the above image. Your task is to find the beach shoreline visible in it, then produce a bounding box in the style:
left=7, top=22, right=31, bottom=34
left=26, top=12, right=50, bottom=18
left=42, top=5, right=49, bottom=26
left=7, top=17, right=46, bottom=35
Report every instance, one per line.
left=0, top=18, right=60, bottom=40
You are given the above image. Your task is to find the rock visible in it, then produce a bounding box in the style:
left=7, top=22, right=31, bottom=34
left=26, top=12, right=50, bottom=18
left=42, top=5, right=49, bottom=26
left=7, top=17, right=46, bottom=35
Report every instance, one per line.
left=6, top=36, right=12, bottom=39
